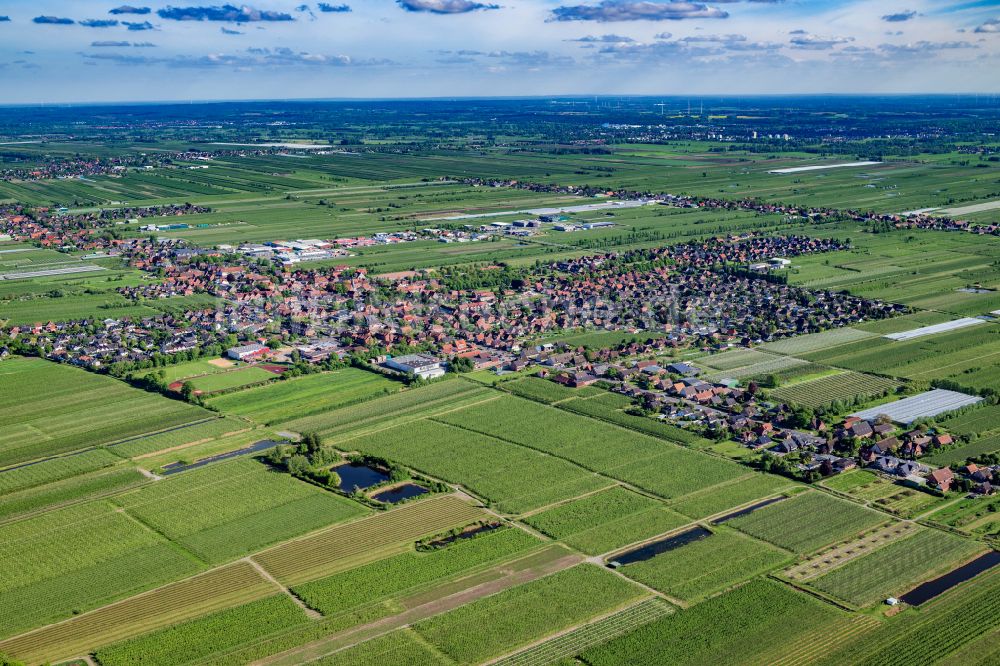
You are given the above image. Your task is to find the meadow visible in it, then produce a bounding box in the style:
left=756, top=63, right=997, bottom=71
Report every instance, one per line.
left=0, top=357, right=210, bottom=467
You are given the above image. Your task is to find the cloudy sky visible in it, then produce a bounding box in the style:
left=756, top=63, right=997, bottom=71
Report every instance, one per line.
left=1, top=1, right=999, bottom=103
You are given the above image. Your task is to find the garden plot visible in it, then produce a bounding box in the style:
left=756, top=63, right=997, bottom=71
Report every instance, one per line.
left=851, top=389, right=983, bottom=424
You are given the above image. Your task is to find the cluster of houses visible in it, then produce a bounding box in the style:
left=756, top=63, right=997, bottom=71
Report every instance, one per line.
left=529, top=349, right=997, bottom=496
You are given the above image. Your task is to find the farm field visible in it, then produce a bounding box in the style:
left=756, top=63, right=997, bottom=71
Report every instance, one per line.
left=726, top=491, right=887, bottom=554
left=523, top=486, right=689, bottom=555
left=808, top=528, right=985, bottom=607
left=308, top=629, right=452, bottom=666
left=279, top=379, right=489, bottom=437
left=770, top=371, right=901, bottom=409
left=936, top=404, right=1000, bottom=436
left=340, top=418, right=611, bottom=513
left=207, top=368, right=400, bottom=425
left=93, top=595, right=309, bottom=666
left=619, top=527, right=792, bottom=603
left=501, top=376, right=603, bottom=404
left=108, top=416, right=250, bottom=459
left=811, top=568, right=1000, bottom=666
left=253, top=495, right=490, bottom=585
left=0, top=447, right=120, bottom=494
left=782, top=522, right=921, bottom=582
left=580, top=578, right=845, bottom=666
left=433, top=394, right=748, bottom=499
left=669, top=473, right=797, bottom=520
left=759, top=328, right=877, bottom=355
left=0, top=357, right=211, bottom=466
left=0, top=465, right=148, bottom=522
left=292, top=527, right=541, bottom=615
left=0, top=562, right=277, bottom=665
left=112, top=458, right=366, bottom=563
left=558, top=393, right=710, bottom=446
left=0, top=501, right=205, bottom=640
left=494, top=598, right=674, bottom=666
left=412, top=564, right=646, bottom=664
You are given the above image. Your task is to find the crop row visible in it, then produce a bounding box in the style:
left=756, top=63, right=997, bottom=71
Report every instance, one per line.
left=812, top=570, right=1000, bottom=665
left=341, top=418, right=609, bottom=513
left=726, top=491, right=886, bottom=555
left=412, top=564, right=646, bottom=665
left=0, top=448, right=120, bottom=495
left=94, top=595, right=308, bottom=666
left=0, top=561, right=275, bottom=665
left=254, top=495, right=489, bottom=584
left=621, top=528, right=792, bottom=603
left=293, top=527, right=539, bottom=615
left=809, top=528, right=985, bottom=607
left=770, top=371, right=900, bottom=409
left=280, top=379, right=487, bottom=436
left=0, top=466, right=147, bottom=523
left=580, top=578, right=844, bottom=666
left=435, top=395, right=746, bottom=500
left=495, top=598, right=674, bottom=666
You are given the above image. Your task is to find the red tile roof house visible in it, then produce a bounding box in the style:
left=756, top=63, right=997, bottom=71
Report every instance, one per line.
left=928, top=468, right=954, bottom=493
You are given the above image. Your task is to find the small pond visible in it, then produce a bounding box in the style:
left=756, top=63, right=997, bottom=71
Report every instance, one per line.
left=333, top=462, right=390, bottom=492
left=611, top=527, right=712, bottom=566
left=371, top=483, right=428, bottom=504
left=899, top=550, right=1000, bottom=606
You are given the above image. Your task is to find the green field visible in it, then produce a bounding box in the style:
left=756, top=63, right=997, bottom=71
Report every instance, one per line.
left=310, top=629, right=452, bottom=666
left=340, top=418, right=611, bottom=513
left=112, top=458, right=367, bottom=563
left=412, top=564, right=645, bottom=664
left=0, top=357, right=211, bottom=466
left=0, top=501, right=203, bottom=639
left=770, top=371, right=901, bottom=409
left=0, top=465, right=148, bottom=522
left=293, top=527, right=540, bottom=615
left=523, top=486, right=689, bottom=555
left=207, top=368, right=400, bottom=425
left=619, top=527, right=792, bottom=603
left=726, top=491, right=887, bottom=554
left=581, top=578, right=845, bottom=666
left=809, top=528, right=985, bottom=607
left=434, top=394, right=747, bottom=500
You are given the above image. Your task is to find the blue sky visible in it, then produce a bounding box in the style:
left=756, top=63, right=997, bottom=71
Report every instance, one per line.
left=1, top=1, right=999, bottom=103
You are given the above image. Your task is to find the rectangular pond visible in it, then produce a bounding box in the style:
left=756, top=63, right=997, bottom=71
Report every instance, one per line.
left=899, top=550, right=1000, bottom=606
left=611, top=527, right=712, bottom=566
